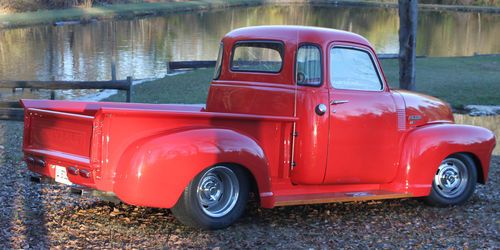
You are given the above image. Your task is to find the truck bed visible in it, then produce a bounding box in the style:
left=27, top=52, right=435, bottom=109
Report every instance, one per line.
left=22, top=100, right=207, bottom=179
left=21, top=99, right=296, bottom=207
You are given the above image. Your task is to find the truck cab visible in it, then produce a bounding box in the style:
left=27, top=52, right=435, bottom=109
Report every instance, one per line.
left=22, top=26, right=496, bottom=230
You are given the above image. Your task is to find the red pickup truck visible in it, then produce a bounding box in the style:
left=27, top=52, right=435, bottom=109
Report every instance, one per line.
left=22, top=26, right=495, bottom=229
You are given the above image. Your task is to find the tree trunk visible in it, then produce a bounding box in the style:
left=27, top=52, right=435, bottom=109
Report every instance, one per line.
left=84, top=0, right=94, bottom=8
left=398, top=0, right=418, bottom=90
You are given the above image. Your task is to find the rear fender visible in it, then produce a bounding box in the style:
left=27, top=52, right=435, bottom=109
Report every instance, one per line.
left=384, top=124, right=495, bottom=196
left=113, top=128, right=270, bottom=208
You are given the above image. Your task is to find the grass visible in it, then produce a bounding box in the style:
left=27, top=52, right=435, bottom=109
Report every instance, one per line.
left=105, top=69, right=213, bottom=103
left=380, top=55, right=500, bottom=108
left=105, top=55, right=500, bottom=109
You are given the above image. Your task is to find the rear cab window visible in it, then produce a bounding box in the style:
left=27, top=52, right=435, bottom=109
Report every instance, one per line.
left=329, top=47, right=383, bottom=91
left=231, top=41, right=284, bottom=73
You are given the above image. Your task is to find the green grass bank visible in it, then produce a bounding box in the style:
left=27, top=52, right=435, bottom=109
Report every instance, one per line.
left=105, top=55, right=500, bottom=109
left=1, top=0, right=499, bottom=29
left=381, top=55, right=500, bottom=108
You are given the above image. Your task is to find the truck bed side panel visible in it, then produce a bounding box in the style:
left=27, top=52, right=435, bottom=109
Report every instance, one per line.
left=95, top=108, right=295, bottom=207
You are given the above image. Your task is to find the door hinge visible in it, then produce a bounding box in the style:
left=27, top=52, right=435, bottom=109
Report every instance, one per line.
left=292, top=131, right=298, bottom=137
left=291, top=161, right=296, bottom=170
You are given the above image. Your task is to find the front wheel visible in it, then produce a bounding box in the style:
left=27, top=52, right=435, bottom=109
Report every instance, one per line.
left=171, top=165, right=249, bottom=230
left=425, top=154, right=477, bottom=206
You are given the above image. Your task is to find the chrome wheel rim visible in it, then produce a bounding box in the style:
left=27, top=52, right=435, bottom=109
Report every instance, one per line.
left=434, top=158, right=469, bottom=199
left=196, top=166, right=239, bottom=218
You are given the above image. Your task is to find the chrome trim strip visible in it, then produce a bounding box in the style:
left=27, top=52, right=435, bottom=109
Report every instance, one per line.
left=397, top=108, right=406, bottom=131
left=260, top=192, right=274, bottom=197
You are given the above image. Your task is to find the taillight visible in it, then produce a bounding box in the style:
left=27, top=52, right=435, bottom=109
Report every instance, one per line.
left=67, top=166, right=79, bottom=175
left=80, top=169, right=91, bottom=178
left=26, top=156, right=35, bottom=166
left=35, top=159, right=46, bottom=168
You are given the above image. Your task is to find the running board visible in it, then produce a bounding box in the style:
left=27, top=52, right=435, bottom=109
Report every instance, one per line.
left=274, top=190, right=412, bottom=206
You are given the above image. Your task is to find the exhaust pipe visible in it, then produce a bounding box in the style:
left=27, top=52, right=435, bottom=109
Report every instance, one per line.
left=30, top=175, right=120, bottom=204
left=70, top=185, right=121, bottom=204
left=29, top=175, right=54, bottom=184
left=30, top=176, right=42, bottom=183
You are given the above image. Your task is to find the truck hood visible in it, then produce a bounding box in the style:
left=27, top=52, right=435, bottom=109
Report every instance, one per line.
left=394, top=90, right=454, bottom=127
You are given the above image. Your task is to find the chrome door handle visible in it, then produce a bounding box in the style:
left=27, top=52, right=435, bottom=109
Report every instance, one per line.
left=331, top=100, right=349, bottom=105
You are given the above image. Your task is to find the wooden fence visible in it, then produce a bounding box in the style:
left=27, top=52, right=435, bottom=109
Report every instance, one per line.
left=168, top=60, right=216, bottom=71
left=166, top=54, right=401, bottom=71
left=0, top=77, right=132, bottom=121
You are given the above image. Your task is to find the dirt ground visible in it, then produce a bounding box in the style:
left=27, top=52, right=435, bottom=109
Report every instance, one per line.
left=0, top=120, right=498, bottom=249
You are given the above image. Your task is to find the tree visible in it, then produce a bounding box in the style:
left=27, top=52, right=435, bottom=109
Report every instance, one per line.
left=398, top=0, right=418, bottom=90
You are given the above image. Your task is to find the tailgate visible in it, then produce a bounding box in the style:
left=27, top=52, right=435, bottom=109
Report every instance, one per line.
left=24, top=108, right=94, bottom=161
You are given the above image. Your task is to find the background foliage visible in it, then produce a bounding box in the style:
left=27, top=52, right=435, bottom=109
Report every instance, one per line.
left=0, top=0, right=142, bottom=12
left=0, top=0, right=498, bottom=13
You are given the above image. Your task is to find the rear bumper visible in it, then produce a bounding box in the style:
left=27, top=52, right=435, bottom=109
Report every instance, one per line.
left=25, top=153, right=141, bottom=206
left=25, top=152, right=97, bottom=189
left=25, top=153, right=139, bottom=206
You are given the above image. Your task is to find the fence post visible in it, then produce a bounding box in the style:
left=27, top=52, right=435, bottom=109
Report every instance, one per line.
left=111, top=62, right=116, bottom=81
left=126, top=76, right=132, bottom=103
left=50, top=76, right=56, bottom=100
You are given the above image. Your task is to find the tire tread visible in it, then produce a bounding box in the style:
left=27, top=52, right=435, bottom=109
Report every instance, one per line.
left=171, top=165, right=249, bottom=230
left=425, top=153, right=477, bottom=207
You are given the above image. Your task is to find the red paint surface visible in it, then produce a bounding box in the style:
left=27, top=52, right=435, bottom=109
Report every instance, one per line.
left=22, top=26, right=496, bottom=209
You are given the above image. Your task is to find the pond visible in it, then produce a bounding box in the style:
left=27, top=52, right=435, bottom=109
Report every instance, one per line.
left=0, top=4, right=499, bottom=92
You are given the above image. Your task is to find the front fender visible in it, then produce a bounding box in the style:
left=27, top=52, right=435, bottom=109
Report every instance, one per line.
left=384, top=124, right=495, bottom=196
left=112, top=127, right=270, bottom=208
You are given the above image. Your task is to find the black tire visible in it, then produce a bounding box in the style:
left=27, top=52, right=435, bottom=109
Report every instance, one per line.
left=425, top=153, right=477, bottom=207
left=171, top=165, right=249, bottom=230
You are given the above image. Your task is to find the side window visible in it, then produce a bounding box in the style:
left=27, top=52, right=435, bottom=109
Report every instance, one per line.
left=330, top=47, right=382, bottom=91
left=213, top=43, right=223, bottom=80
left=231, top=42, right=283, bottom=73
left=296, top=45, right=322, bottom=86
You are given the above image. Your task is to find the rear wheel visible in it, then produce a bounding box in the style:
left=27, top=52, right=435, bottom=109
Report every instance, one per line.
left=425, top=154, right=477, bottom=206
left=171, top=165, right=249, bottom=230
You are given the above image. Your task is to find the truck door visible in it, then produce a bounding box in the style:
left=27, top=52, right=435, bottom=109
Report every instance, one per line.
left=289, top=44, right=330, bottom=185
left=324, top=44, right=400, bottom=184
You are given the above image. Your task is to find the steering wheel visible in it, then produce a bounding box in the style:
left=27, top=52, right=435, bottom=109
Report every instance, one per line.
left=297, top=72, right=306, bottom=84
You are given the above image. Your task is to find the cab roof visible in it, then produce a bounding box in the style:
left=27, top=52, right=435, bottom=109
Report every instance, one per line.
left=223, top=25, right=371, bottom=47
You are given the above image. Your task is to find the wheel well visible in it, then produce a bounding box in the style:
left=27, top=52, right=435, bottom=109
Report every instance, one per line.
left=462, top=152, right=485, bottom=184
left=221, top=163, right=260, bottom=199
left=448, top=152, right=485, bottom=184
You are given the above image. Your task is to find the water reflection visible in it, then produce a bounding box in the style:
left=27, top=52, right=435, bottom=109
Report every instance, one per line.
left=0, top=5, right=498, bottom=82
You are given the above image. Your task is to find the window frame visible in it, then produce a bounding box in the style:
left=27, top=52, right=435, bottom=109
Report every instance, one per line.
left=295, top=43, right=323, bottom=87
left=230, top=40, right=285, bottom=74
left=213, top=42, right=224, bottom=80
left=328, top=45, right=385, bottom=92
